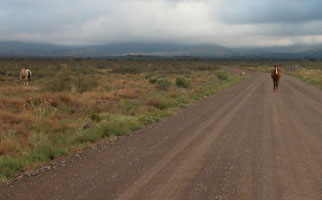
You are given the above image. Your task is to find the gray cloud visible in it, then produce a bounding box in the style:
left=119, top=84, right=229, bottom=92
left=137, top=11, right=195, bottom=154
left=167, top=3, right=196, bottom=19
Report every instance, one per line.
left=218, top=0, right=322, bottom=24
left=0, top=0, right=106, bottom=33
left=0, top=0, right=322, bottom=47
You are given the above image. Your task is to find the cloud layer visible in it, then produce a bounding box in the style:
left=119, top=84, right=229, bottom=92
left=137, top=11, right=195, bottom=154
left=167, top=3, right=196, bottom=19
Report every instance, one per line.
left=1, top=0, right=322, bottom=47
left=218, top=0, right=322, bottom=24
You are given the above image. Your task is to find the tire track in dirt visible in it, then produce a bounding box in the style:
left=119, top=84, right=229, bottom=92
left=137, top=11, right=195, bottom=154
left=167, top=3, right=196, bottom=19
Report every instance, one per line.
left=179, top=77, right=267, bottom=200
left=144, top=78, right=261, bottom=200
left=257, top=80, right=283, bottom=200
left=268, top=78, right=322, bottom=200
left=277, top=82, right=322, bottom=199
left=116, top=77, right=260, bottom=200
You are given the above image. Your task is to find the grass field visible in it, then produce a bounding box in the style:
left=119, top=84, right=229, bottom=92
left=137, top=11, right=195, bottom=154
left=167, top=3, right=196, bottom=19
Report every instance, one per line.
left=288, top=68, right=322, bottom=89
left=0, top=59, right=248, bottom=182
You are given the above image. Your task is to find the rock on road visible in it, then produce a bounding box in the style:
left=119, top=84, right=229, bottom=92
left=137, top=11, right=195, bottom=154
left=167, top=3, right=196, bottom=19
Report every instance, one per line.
left=1, top=73, right=322, bottom=200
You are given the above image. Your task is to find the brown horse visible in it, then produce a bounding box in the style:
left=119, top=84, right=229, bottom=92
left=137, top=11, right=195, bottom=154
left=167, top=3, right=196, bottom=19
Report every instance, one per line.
left=271, top=65, right=281, bottom=92
left=20, top=67, right=32, bottom=85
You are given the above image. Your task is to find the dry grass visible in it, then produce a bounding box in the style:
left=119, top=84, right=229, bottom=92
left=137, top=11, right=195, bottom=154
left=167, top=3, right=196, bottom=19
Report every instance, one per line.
left=100, top=92, right=121, bottom=101
left=146, top=98, right=162, bottom=109
left=117, top=88, right=144, bottom=99
left=0, top=111, right=31, bottom=126
left=0, top=138, right=17, bottom=156
left=290, top=69, right=322, bottom=88
left=0, top=59, right=248, bottom=181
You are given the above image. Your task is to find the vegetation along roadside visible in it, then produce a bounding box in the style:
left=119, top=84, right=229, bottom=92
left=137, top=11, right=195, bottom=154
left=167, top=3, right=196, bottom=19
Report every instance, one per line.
left=0, top=59, right=248, bottom=182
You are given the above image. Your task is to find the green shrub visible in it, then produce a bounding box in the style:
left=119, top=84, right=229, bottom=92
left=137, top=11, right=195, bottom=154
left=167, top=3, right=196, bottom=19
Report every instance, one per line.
left=34, top=121, right=54, bottom=134
left=74, top=113, right=142, bottom=144
left=89, top=113, right=101, bottom=122
left=147, top=98, right=173, bottom=110
left=159, top=99, right=174, bottom=110
left=27, top=132, right=67, bottom=162
left=73, top=129, right=99, bottom=144
left=138, top=110, right=170, bottom=125
left=149, top=77, right=157, bottom=84
left=0, top=157, right=22, bottom=179
left=215, top=70, right=230, bottom=80
left=156, top=79, right=171, bottom=91
left=175, top=76, right=190, bottom=88
left=121, top=100, right=138, bottom=113
left=29, top=144, right=67, bottom=162
left=174, top=96, right=187, bottom=109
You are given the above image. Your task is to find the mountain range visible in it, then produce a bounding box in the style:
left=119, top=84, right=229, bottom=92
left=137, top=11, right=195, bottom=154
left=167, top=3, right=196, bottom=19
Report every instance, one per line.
left=0, top=41, right=322, bottom=59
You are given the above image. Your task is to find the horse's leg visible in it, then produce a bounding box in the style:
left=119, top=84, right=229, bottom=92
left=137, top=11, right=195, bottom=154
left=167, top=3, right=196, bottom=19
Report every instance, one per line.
left=273, top=80, right=275, bottom=91
left=273, top=80, right=276, bottom=92
left=274, top=80, right=278, bottom=92
left=276, top=79, right=279, bottom=91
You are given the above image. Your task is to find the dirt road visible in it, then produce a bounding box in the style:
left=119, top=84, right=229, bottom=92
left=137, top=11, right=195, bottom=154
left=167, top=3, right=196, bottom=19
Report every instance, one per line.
left=1, top=73, right=322, bottom=200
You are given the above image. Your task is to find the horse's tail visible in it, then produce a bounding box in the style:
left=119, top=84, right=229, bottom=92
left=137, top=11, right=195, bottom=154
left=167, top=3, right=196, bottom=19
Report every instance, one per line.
left=27, top=70, right=31, bottom=82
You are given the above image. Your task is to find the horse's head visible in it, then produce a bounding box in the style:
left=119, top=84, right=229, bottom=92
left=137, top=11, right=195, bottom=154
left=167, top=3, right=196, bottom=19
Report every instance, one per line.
left=274, top=65, right=278, bottom=75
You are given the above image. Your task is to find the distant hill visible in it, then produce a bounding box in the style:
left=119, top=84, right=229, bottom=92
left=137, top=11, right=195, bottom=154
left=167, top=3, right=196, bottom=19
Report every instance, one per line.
left=301, top=47, right=322, bottom=59
left=0, top=41, right=322, bottom=59
left=0, top=41, right=75, bottom=57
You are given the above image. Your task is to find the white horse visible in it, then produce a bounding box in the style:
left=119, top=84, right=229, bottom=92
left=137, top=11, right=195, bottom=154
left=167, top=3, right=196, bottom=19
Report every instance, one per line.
left=20, top=68, right=32, bottom=85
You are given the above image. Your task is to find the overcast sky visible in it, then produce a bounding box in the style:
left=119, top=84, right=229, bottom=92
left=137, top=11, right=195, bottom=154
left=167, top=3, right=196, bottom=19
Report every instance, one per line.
left=1, top=0, right=322, bottom=47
